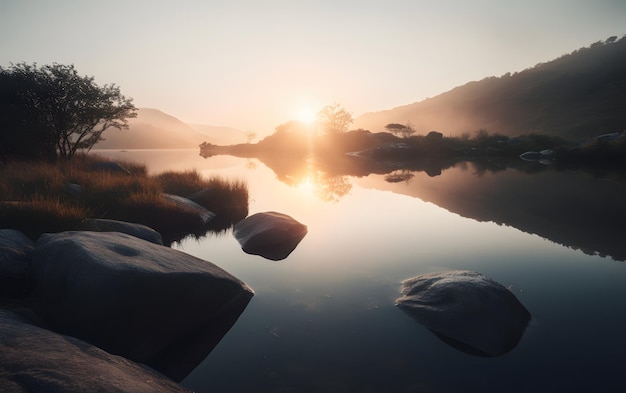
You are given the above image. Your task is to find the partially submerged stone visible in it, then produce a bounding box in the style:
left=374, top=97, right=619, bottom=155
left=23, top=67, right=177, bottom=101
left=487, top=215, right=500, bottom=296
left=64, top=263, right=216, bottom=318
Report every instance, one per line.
left=233, top=211, right=307, bottom=261
left=0, top=310, right=189, bottom=392
left=0, top=229, right=34, bottom=298
left=31, top=231, right=254, bottom=381
left=396, top=270, right=531, bottom=357
left=80, top=218, right=164, bottom=245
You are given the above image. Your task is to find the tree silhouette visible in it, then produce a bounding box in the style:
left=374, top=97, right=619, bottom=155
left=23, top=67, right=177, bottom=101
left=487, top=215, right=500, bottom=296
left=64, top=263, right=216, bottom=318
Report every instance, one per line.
left=316, top=103, right=353, bottom=134
left=0, top=63, right=136, bottom=160
left=385, top=122, right=415, bottom=138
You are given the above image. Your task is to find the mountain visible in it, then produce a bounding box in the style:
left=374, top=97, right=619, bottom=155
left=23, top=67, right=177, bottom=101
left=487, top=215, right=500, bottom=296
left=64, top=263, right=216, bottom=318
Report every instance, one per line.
left=188, top=124, right=245, bottom=146
left=354, top=35, right=626, bottom=139
left=94, top=108, right=244, bottom=149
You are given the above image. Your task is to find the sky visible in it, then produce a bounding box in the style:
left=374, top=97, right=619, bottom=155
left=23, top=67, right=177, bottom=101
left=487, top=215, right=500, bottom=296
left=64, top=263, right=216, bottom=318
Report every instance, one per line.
left=1, top=0, right=625, bottom=135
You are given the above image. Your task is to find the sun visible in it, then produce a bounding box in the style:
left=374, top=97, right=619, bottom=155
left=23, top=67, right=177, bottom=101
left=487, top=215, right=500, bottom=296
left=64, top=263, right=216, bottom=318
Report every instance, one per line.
left=297, top=107, right=317, bottom=126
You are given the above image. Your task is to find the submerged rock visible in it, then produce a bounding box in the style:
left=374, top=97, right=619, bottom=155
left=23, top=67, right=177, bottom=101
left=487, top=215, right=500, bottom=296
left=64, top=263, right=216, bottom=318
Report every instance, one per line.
left=396, top=270, right=531, bottom=357
left=0, top=229, right=34, bottom=298
left=30, top=231, right=254, bottom=382
left=0, top=310, right=189, bottom=392
left=233, top=211, right=307, bottom=261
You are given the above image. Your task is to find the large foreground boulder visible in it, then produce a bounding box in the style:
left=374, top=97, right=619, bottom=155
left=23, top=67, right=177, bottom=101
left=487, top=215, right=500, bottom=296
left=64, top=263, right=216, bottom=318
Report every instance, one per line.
left=30, top=231, right=254, bottom=382
left=396, top=270, right=531, bottom=357
left=0, top=229, right=34, bottom=298
left=233, top=211, right=307, bottom=261
left=0, top=310, right=189, bottom=392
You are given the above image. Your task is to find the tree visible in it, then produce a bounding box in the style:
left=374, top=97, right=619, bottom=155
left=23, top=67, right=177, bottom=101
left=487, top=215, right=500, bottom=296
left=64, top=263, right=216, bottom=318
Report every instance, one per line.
left=315, top=103, right=353, bottom=134
left=245, top=130, right=258, bottom=144
left=385, top=122, right=415, bottom=138
left=0, top=63, right=136, bottom=160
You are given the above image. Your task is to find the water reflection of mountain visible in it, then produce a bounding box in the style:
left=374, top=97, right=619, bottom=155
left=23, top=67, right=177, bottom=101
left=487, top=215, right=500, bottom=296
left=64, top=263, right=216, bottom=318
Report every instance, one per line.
left=207, top=147, right=625, bottom=261
left=200, top=130, right=626, bottom=261
left=356, top=165, right=626, bottom=262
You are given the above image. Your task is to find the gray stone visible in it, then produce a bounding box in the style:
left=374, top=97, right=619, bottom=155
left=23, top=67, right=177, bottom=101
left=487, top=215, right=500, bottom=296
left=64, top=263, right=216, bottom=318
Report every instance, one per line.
left=64, top=183, right=82, bottom=198
left=0, top=229, right=34, bottom=298
left=80, top=218, right=163, bottom=245
left=163, top=193, right=216, bottom=225
left=31, top=231, right=254, bottom=381
left=0, top=310, right=189, bottom=392
left=426, top=130, right=443, bottom=139
left=90, top=160, right=131, bottom=175
left=396, top=270, right=531, bottom=357
left=233, top=211, right=307, bottom=261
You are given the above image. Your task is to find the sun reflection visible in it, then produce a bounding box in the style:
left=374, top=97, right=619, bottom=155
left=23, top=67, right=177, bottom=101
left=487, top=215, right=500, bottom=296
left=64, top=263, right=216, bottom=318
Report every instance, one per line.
left=298, top=176, right=316, bottom=194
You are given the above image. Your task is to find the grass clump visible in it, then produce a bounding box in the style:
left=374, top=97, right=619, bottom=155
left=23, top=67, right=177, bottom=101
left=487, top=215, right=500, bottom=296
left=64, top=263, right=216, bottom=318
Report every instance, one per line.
left=0, top=154, right=249, bottom=242
left=0, top=197, right=87, bottom=239
left=155, top=170, right=249, bottom=231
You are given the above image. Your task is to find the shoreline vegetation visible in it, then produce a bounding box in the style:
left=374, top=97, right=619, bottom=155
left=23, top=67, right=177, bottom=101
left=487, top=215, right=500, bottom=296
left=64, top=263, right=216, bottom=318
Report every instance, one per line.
left=0, top=154, right=249, bottom=245
left=200, top=127, right=626, bottom=179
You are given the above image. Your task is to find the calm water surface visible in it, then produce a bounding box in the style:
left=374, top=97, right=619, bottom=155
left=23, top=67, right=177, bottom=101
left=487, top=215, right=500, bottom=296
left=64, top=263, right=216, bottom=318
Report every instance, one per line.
left=96, top=150, right=626, bottom=392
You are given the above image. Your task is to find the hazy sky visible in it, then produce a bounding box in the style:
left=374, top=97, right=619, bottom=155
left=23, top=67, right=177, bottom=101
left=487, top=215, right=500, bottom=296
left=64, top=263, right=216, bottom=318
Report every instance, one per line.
left=1, top=0, right=624, bottom=134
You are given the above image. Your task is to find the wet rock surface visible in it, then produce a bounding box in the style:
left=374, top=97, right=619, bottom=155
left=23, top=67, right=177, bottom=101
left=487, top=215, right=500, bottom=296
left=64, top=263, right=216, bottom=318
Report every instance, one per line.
left=233, top=211, right=307, bottom=261
left=0, top=229, right=34, bottom=298
left=0, top=310, right=190, bottom=393
left=396, top=270, right=531, bottom=357
left=79, top=218, right=164, bottom=245
left=29, top=231, right=254, bottom=381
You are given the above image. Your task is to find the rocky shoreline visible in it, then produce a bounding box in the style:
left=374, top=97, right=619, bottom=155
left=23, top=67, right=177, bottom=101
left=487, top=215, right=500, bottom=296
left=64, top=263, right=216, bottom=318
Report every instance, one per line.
left=0, top=224, right=254, bottom=391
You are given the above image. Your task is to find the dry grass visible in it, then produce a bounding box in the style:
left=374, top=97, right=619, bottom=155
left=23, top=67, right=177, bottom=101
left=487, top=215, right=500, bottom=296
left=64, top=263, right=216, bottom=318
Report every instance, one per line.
left=0, top=197, right=87, bottom=239
left=0, top=154, right=248, bottom=241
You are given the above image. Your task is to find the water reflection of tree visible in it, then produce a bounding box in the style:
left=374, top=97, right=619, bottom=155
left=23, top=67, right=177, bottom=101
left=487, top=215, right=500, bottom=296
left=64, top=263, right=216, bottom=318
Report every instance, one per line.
left=385, top=169, right=415, bottom=184
left=315, top=174, right=352, bottom=202
left=245, top=159, right=258, bottom=170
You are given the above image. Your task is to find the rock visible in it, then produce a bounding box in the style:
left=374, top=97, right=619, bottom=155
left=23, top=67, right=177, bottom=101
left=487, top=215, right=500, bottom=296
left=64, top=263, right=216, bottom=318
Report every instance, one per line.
left=188, top=188, right=249, bottom=231
left=396, top=270, right=531, bottom=357
left=30, top=231, right=254, bottom=382
left=519, top=151, right=542, bottom=161
left=380, top=142, right=411, bottom=151
left=426, top=130, right=443, bottom=139
left=80, top=218, right=164, bottom=245
left=519, top=150, right=553, bottom=163
left=0, top=310, right=189, bottom=392
left=0, top=229, right=34, bottom=298
left=233, top=211, right=307, bottom=261
left=596, top=132, right=621, bottom=142
left=162, top=193, right=216, bottom=225
left=64, top=183, right=82, bottom=198
left=90, top=160, right=131, bottom=175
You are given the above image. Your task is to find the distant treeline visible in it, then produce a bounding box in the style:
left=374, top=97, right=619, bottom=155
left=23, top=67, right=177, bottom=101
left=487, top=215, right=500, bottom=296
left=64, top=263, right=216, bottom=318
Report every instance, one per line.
left=201, top=123, right=626, bottom=177
left=354, top=35, right=626, bottom=139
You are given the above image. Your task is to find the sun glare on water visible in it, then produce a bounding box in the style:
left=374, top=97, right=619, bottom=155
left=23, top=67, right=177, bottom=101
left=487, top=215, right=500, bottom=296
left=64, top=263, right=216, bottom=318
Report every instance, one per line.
left=298, top=176, right=315, bottom=193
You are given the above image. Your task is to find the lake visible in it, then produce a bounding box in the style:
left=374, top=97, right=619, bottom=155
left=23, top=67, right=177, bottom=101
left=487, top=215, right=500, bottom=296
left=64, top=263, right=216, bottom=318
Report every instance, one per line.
left=95, top=149, right=626, bottom=392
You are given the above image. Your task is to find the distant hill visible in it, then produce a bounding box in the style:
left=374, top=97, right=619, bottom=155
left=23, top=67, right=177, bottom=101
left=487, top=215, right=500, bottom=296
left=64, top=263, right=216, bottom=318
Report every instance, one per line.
left=354, top=35, right=626, bottom=139
left=188, top=124, right=246, bottom=146
left=94, top=108, right=244, bottom=149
